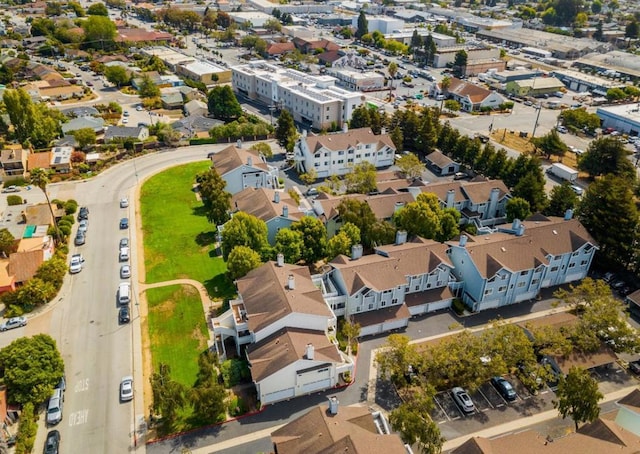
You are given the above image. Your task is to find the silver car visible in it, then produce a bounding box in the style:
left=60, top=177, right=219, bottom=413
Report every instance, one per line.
left=120, top=376, right=133, bottom=401
left=451, top=387, right=475, bottom=414
left=0, top=316, right=27, bottom=331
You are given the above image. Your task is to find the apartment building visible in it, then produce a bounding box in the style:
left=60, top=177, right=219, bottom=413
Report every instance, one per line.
left=231, top=61, right=364, bottom=130
left=209, top=144, right=279, bottom=195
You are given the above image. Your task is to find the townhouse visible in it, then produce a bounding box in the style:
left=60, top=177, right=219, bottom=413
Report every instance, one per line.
left=446, top=212, right=597, bottom=312
left=229, top=188, right=313, bottom=244
left=212, top=259, right=353, bottom=404
left=293, top=127, right=396, bottom=178
left=319, top=233, right=455, bottom=336
left=209, top=144, right=279, bottom=195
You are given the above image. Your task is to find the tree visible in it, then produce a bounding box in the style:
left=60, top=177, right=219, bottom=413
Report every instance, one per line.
left=390, top=396, right=444, bottom=454
left=341, top=318, right=361, bottom=356
left=104, top=65, right=129, bottom=87
left=216, top=11, right=233, bottom=28
left=453, top=49, right=468, bottom=77
left=291, top=216, right=327, bottom=264
left=394, top=193, right=460, bottom=241
left=87, top=2, right=108, bottom=15
left=443, top=99, right=461, bottom=112
left=578, top=175, right=638, bottom=268
left=3, top=88, right=38, bottom=145
left=227, top=245, right=262, bottom=280
left=388, top=62, right=398, bottom=96
left=545, top=183, right=579, bottom=217
left=554, top=366, right=603, bottom=430
left=81, top=15, right=116, bottom=48
left=274, top=228, right=304, bottom=263
left=299, top=169, right=317, bottom=186
left=368, top=220, right=396, bottom=246
left=391, top=126, right=403, bottom=150
left=151, top=363, right=187, bottom=424
left=505, top=197, right=531, bottom=222
left=221, top=212, right=269, bottom=260
left=207, top=86, right=242, bottom=122
left=409, top=29, right=423, bottom=52
left=71, top=128, right=97, bottom=149
left=264, top=18, right=282, bottom=33
left=511, top=171, right=548, bottom=213
left=14, top=402, right=37, bottom=454
left=30, top=168, right=61, bottom=244
left=376, top=334, right=419, bottom=387
left=0, top=228, right=15, bottom=257
left=336, top=199, right=376, bottom=246
left=0, top=334, right=64, bottom=405
left=326, top=231, right=353, bottom=260
left=356, top=11, right=368, bottom=39
left=578, top=137, right=635, bottom=181
left=190, top=351, right=226, bottom=422
left=344, top=162, right=377, bottom=194
left=249, top=142, right=273, bottom=158
left=138, top=75, right=160, bottom=98
left=606, top=87, right=626, bottom=101
left=34, top=254, right=67, bottom=288
left=276, top=109, right=297, bottom=153
left=396, top=153, right=425, bottom=179
left=530, top=129, right=567, bottom=160
left=626, top=20, right=640, bottom=39
left=196, top=168, right=231, bottom=226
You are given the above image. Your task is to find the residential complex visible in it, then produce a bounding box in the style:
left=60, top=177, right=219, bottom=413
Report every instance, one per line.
left=231, top=61, right=364, bottom=130
left=209, top=144, right=279, bottom=194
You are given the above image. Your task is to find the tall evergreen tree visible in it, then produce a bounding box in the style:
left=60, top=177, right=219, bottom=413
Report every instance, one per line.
left=275, top=109, right=297, bottom=153
left=356, top=11, right=368, bottom=39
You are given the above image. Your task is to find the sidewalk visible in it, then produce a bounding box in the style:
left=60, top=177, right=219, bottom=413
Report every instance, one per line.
left=442, top=385, right=639, bottom=452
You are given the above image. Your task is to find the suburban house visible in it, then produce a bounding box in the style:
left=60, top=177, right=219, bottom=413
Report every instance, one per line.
left=419, top=179, right=511, bottom=227
left=312, top=189, right=415, bottom=237
left=424, top=150, right=461, bottom=176
left=266, top=41, right=296, bottom=58
left=212, top=259, right=353, bottom=405
left=50, top=147, right=73, bottom=174
left=183, top=99, right=208, bottom=117
left=8, top=236, right=54, bottom=285
left=104, top=126, right=149, bottom=143
left=320, top=233, right=455, bottom=336
left=172, top=115, right=222, bottom=139
left=61, top=116, right=105, bottom=135
left=271, top=399, right=410, bottom=453
left=446, top=213, right=597, bottom=312
left=293, top=127, right=396, bottom=178
left=229, top=188, right=312, bottom=244
left=0, top=147, right=29, bottom=181
left=0, top=261, right=15, bottom=294
left=209, top=144, right=279, bottom=195
left=430, top=78, right=505, bottom=112
left=453, top=389, right=640, bottom=454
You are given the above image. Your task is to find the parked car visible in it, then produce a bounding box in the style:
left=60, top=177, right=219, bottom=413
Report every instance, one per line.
left=0, top=316, right=27, bottom=331
left=78, top=219, right=88, bottom=234
left=44, top=430, right=60, bottom=454
left=46, top=388, right=63, bottom=425
left=78, top=207, right=89, bottom=220
left=556, top=125, right=568, bottom=134
left=119, top=247, right=129, bottom=262
left=120, top=376, right=133, bottom=401
left=1, top=185, right=20, bottom=193
left=120, top=265, right=131, bottom=279
left=491, top=376, right=517, bottom=401
left=119, top=218, right=129, bottom=229
left=74, top=232, right=86, bottom=246
left=453, top=172, right=471, bottom=180
left=118, top=306, right=130, bottom=324
left=451, top=387, right=475, bottom=414
left=119, top=238, right=129, bottom=249
left=120, top=197, right=129, bottom=208
left=69, top=254, right=85, bottom=274
left=629, top=360, right=640, bottom=375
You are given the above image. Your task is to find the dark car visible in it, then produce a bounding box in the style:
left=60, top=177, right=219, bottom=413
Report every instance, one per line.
left=44, top=430, right=60, bottom=454
left=119, top=218, right=129, bottom=229
left=78, top=207, right=89, bottom=220
left=629, top=360, right=640, bottom=375
left=491, top=376, right=517, bottom=401
left=119, top=305, right=130, bottom=324
left=74, top=232, right=86, bottom=246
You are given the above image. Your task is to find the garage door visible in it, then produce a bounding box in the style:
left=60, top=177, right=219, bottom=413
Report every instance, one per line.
left=382, top=318, right=408, bottom=332
left=301, top=378, right=332, bottom=394
left=360, top=324, right=383, bottom=337
left=427, top=300, right=451, bottom=312
left=263, top=387, right=295, bottom=404
left=479, top=299, right=500, bottom=311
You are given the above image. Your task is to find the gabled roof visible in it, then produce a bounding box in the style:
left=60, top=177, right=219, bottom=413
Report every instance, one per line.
left=247, top=327, right=342, bottom=382
left=8, top=249, right=43, bottom=283
left=425, top=150, right=456, bottom=168
left=28, top=152, right=52, bottom=171
left=443, top=77, right=494, bottom=103
left=305, top=128, right=396, bottom=154
left=231, top=188, right=305, bottom=222
left=172, top=115, right=223, bottom=135
left=237, top=261, right=333, bottom=334
left=266, top=41, right=296, bottom=55
left=315, top=191, right=414, bottom=222
left=450, top=216, right=596, bottom=278
left=210, top=145, right=269, bottom=176
left=271, top=404, right=407, bottom=454
left=617, top=389, right=640, bottom=414
left=104, top=126, right=146, bottom=141
left=0, top=148, right=27, bottom=164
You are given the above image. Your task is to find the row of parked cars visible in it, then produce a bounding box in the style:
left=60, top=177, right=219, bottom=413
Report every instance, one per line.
left=451, top=376, right=518, bottom=414
left=118, top=198, right=131, bottom=326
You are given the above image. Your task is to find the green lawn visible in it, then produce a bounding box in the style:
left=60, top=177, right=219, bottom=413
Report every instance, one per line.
left=140, top=161, right=234, bottom=299
left=146, top=285, right=208, bottom=387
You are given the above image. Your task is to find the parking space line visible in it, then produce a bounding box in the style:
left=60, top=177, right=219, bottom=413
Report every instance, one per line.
left=477, top=388, right=494, bottom=410
left=433, top=397, right=450, bottom=423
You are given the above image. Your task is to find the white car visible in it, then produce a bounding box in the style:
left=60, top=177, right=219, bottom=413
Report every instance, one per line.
left=120, top=198, right=129, bottom=208
left=0, top=316, right=27, bottom=331
left=69, top=254, right=85, bottom=274
left=120, top=376, right=133, bottom=401
left=120, top=265, right=131, bottom=279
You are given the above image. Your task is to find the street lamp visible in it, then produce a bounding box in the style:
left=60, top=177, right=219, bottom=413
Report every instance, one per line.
left=269, top=104, right=276, bottom=126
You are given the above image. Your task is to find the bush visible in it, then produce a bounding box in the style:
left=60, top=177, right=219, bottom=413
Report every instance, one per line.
left=64, top=200, right=78, bottom=214
left=220, top=359, right=250, bottom=388
left=189, top=138, right=218, bottom=145
left=61, top=214, right=75, bottom=226
left=6, top=195, right=22, bottom=206
left=226, top=395, right=247, bottom=417
left=452, top=298, right=466, bottom=315
left=14, top=402, right=37, bottom=454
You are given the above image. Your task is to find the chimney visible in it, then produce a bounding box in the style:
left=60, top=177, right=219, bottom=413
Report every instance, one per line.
left=328, top=396, right=339, bottom=415
left=236, top=139, right=242, bottom=148
left=381, top=126, right=386, bottom=135
left=516, top=224, right=525, bottom=236
left=287, top=273, right=295, bottom=290
left=274, top=191, right=280, bottom=203
left=342, top=123, right=348, bottom=133
left=395, top=230, right=407, bottom=245
left=394, top=201, right=405, bottom=213
left=305, top=343, right=315, bottom=360
left=302, top=129, right=308, bottom=137
left=276, top=253, right=284, bottom=267
left=351, top=244, right=363, bottom=260
left=512, top=218, right=521, bottom=231
left=488, top=187, right=500, bottom=216
left=446, top=189, right=455, bottom=208
left=282, top=205, right=288, bottom=218
left=459, top=234, right=468, bottom=247
left=564, top=208, right=574, bottom=220
left=247, top=156, right=253, bottom=166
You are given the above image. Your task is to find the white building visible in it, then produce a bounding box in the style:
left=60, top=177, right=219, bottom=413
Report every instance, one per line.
left=597, top=104, right=640, bottom=136
left=351, top=16, right=404, bottom=34
left=209, top=144, right=279, bottom=194
left=293, top=127, right=396, bottom=178
left=327, top=68, right=385, bottom=92
left=232, top=61, right=364, bottom=130
left=385, top=30, right=457, bottom=48
left=228, top=11, right=273, bottom=27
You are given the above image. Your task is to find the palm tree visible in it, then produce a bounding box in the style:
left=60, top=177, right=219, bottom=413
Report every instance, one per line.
left=30, top=168, right=60, bottom=244
left=388, top=62, right=398, bottom=99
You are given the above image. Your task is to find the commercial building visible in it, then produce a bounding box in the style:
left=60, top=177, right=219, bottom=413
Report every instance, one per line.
left=505, top=77, right=565, bottom=97
left=433, top=46, right=500, bottom=68
left=228, top=11, right=273, bottom=27
left=385, top=30, right=457, bottom=48
left=351, top=16, right=404, bottom=34
left=327, top=68, right=385, bottom=92
left=552, top=68, right=627, bottom=95
left=176, top=60, right=231, bottom=85
left=596, top=104, right=640, bottom=136
left=573, top=50, right=640, bottom=81
left=232, top=61, right=364, bottom=130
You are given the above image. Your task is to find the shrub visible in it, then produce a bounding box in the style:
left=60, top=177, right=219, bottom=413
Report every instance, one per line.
left=6, top=195, right=22, bottom=206
left=220, top=359, right=250, bottom=388
left=64, top=200, right=78, bottom=215
left=452, top=298, right=466, bottom=315
left=14, top=402, right=37, bottom=454
left=226, top=395, right=247, bottom=417
left=61, top=215, right=75, bottom=226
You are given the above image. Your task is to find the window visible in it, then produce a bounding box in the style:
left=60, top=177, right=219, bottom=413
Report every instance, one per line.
left=381, top=300, right=386, bottom=307
left=368, top=303, right=374, bottom=310
left=520, top=270, right=528, bottom=276
left=532, top=279, right=539, bottom=285
left=550, top=266, right=558, bottom=272
left=348, top=158, right=354, bottom=163
left=580, top=260, right=588, bottom=266
left=568, top=262, right=575, bottom=268
left=364, top=153, right=371, bottom=157
left=338, top=151, right=344, bottom=155
left=392, top=298, right=398, bottom=305
left=517, top=281, right=526, bottom=288
left=484, top=289, right=493, bottom=296
left=415, top=286, right=419, bottom=291
left=498, top=286, right=507, bottom=292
